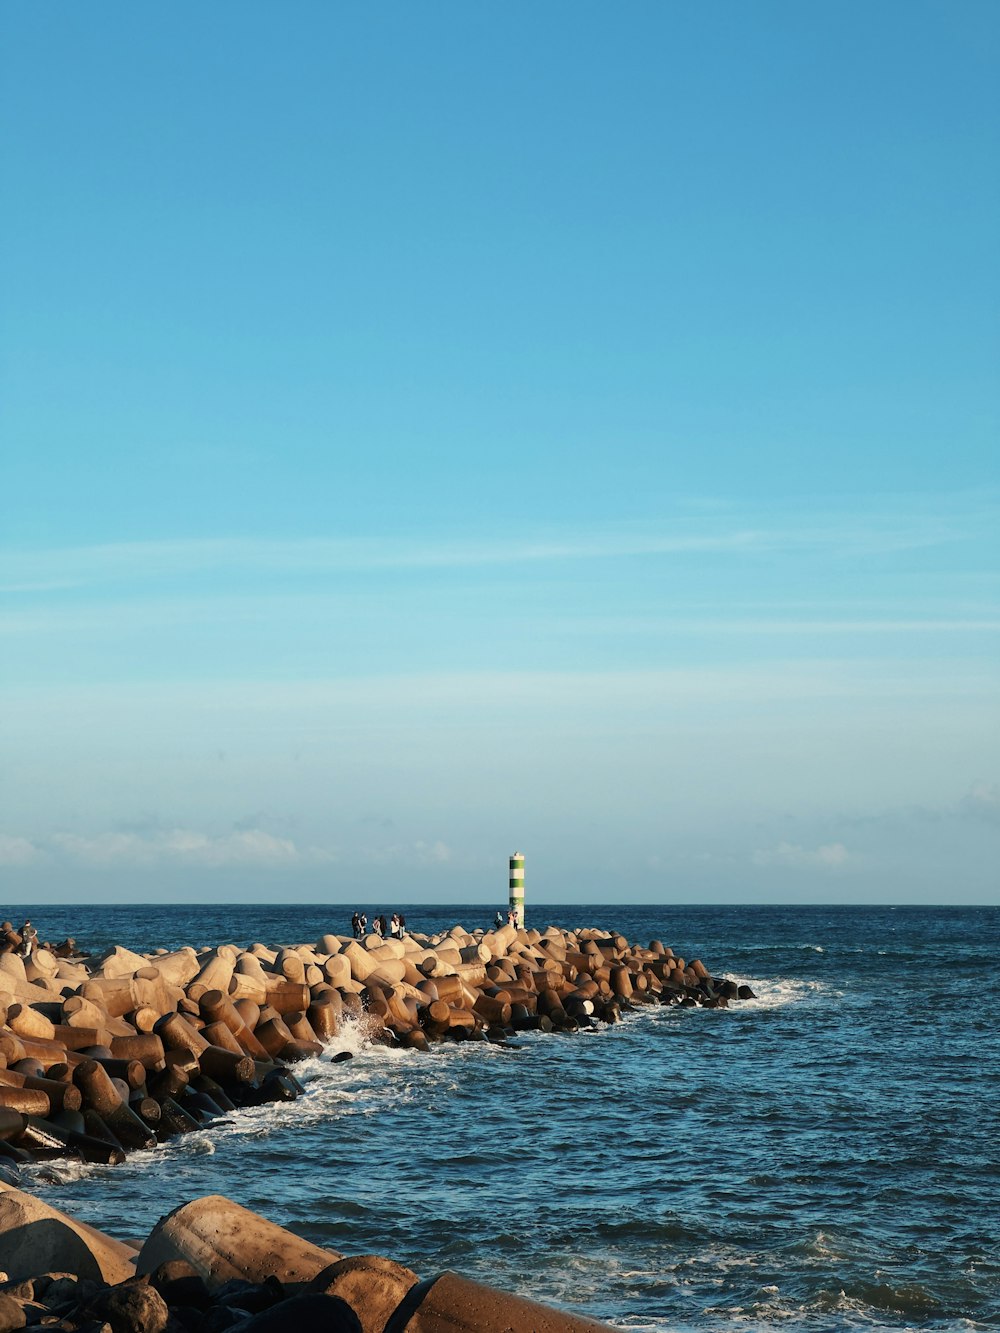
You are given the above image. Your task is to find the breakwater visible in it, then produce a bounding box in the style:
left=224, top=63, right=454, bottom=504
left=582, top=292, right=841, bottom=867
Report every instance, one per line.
left=5, top=903, right=997, bottom=1330
left=0, top=919, right=751, bottom=1176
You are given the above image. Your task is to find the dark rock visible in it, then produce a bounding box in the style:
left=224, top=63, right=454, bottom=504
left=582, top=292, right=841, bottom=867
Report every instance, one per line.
left=737, top=984, right=756, bottom=1000
left=166, top=1315, right=200, bottom=1333
left=37, top=1274, right=104, bottom=1317
left=330, top=1052, right=353, bottom=1064
left=13, top=1301, right=51, bottom=1326
left=199, top=1307, right=250, bottom=1333
left=165, top=1305, right=207, bottom=1331
left=148, top=1264, right=211, bottom=1312
left=0, top=1292, right=26, bottom=1331
left=86, top=1284, right=169, bottom=1333
left=233, top=1294, right=362, bottom=1332
left=214, top=1279, right=283, bottom=1314
left=31, top=1275, right=81, bottom=1301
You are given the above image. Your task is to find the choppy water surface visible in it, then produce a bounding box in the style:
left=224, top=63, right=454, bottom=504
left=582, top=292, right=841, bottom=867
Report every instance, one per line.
left=14, top=904, right=999, bottom=1332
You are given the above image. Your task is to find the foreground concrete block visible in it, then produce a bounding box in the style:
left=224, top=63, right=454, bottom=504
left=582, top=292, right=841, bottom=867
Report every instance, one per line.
left=307, top=1255, right=419, bottom=1333
left=0, top=1185, right=137, bottom=1285
left=136, top=1195, right=341, bottom=1290
left=384, top=1270, right=612, bottom=1332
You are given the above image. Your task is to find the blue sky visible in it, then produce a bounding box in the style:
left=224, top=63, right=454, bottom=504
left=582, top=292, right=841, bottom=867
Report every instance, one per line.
left=1, top=3, right=997, bottom=904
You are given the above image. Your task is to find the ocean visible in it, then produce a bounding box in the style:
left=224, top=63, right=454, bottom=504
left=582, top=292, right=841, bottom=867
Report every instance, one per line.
left=8, top=903, right=999, bottom=1332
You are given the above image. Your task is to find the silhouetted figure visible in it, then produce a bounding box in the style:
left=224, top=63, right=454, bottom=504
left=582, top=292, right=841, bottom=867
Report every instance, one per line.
left=18, top=921, right=38, bottom=959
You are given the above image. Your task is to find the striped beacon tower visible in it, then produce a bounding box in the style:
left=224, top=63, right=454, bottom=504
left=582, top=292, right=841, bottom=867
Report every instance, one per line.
left=509, top=851, right=525, bottom=928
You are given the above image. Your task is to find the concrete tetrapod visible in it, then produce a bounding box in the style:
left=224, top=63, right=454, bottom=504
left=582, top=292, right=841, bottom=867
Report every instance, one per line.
left=306, top=1255, right=420, bottom=1333
left=0, top=1184, right=137, bottom=1284
left=136, top=1195, right=343, bottom=1291
left=384, top=1270, right=613, bottom=1333
left=0, top=921, right=752, bottom=1174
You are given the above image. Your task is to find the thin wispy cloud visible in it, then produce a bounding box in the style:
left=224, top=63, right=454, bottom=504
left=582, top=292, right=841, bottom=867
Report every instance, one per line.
left=1, top=493, right=994, bottom=593
left=1, top=826, right=459, bottom=872
left=557, top=617, right=1000, bottom=636
left=361, top=840, right=454, bottom=865
left=752, top=841, right=852, bottom=869
left=5, top=663, right=996, bottom=722
left=48, top=828, right=322, bottom=868
left=4, top=598, right=999, bottom=640
left=0, top=834, right=41, bottom=867
left=0, top=530, right=762, bottom=592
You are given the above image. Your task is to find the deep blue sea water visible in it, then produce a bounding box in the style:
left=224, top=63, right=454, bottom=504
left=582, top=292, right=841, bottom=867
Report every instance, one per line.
left=7, top=903, right=999, bottom=1332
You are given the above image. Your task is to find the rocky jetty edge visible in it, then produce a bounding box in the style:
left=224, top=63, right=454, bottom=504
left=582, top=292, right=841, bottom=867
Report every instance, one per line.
left=0, top=921, right=754, bottom=1329
left=1, top=920, right=754, bottom=1177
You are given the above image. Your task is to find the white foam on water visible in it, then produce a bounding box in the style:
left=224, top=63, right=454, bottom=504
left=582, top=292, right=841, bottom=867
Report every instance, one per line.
left=605, top=1318, right=685, bottom=1332
left=177, top=1133, right=215, bottom=1155
left=28, top=1157, right=95, bottom=1187
left=24, top=1140, right=171, bottom=1190
left=736, top=976, right=841, bottom=1010
left=24, top=1018, right=387, bottom=1190
left=316, top=1014, right=379, bottom=1062
left=737, top=942, right=830, bottom=953
left=797, top=1229, right=867, bottom=1264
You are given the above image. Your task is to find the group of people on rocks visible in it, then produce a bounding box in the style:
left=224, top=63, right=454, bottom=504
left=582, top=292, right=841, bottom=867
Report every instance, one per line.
left=350, top=911, right=407, bottom=940
left=494, top=908, right=520, bottom=929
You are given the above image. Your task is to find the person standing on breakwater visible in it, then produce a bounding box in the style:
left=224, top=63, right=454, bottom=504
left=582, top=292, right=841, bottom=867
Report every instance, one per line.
left=397, top=913, right=406, bottom=938
left=351, top=912, right=360, bottom=938
left=372, top=915, right=384, bottom=939
left=18, top=920, right=38, bottom=959
left=494, top=909, right=505, bottom=929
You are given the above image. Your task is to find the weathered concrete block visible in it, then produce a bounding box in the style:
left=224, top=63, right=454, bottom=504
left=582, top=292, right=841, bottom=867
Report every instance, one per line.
left=384, top=1270, right=612, bottom=1332
left=0, top=1185, right=137, bottom=1285
left=136, top=1196, right=341, bottom=1291
left=307, top=1255, right=418, bottom=1333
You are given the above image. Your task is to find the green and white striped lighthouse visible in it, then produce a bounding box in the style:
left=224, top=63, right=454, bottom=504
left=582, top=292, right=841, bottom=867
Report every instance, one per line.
left=509, top=851, right=525, bottom=927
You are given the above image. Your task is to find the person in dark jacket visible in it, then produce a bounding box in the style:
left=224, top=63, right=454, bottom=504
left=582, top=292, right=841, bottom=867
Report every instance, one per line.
left=18, top=921, right=38, bottom=959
